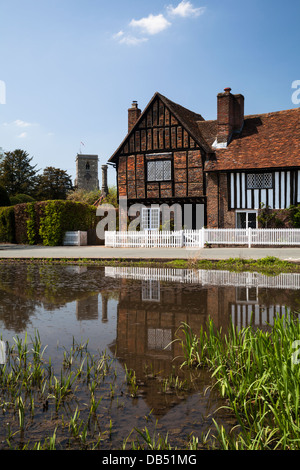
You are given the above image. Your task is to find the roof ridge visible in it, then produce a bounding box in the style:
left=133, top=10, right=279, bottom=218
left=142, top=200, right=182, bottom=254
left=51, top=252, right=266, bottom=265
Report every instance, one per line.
left=244, top=107, right=299, bottom=119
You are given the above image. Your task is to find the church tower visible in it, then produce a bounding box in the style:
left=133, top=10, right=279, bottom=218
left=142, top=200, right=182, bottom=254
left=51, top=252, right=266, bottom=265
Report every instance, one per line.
left=74, top=154, right=99, bottom=191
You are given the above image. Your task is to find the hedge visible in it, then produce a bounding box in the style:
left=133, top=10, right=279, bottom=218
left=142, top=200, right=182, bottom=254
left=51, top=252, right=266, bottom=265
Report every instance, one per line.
left=0, top=206, right=15, bottom=243
left=10, top=200, right=99, bottom=246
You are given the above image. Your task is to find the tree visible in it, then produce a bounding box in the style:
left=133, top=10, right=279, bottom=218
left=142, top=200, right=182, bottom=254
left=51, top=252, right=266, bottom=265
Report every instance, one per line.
left=0, top=149, right=38, bottom=196
left=0, top=185, right=10, bottom=206
left=35, top=166, right=73, bottom=200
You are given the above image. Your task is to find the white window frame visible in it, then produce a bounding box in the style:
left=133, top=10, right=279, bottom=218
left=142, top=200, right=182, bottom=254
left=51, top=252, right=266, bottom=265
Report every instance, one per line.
left=236, top=286, right=258, bottom=304
left=236, top=210, right=257, bottom=229
left=142, top=280, right=160, bottom=302
left=142, top=207, right=160, bottom=231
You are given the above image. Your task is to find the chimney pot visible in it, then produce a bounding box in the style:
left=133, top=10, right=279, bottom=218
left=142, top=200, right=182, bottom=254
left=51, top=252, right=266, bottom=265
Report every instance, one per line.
left=128, top=100, right=141, bottom=132
left=214, top=88, right=244, bottom=148
left=101, top=164, right=108, bottom=197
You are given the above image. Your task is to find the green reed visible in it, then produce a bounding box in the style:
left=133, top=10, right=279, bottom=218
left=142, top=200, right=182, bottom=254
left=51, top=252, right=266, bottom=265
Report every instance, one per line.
left=176, top=314, right=300, bottom=450
left=0, top=331, right=118, bottom=449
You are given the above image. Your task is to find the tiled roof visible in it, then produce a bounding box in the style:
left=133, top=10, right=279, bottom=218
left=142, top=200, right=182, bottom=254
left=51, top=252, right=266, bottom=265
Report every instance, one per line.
left=109, top=91, right=299, bottom=171
left=204, top=108, right=300, bottom=171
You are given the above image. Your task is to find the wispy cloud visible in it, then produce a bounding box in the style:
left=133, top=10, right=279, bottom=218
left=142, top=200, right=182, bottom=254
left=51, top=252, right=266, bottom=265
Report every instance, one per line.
left=113, top=1, right=205, bottom=46
left=129, top=14, right=171, bottom=35
left=3, top=119, right=35, bottom=128
left=13, top=119, right=34, bottom=128
left=17, top=132, right=27, bottom=138
left=167, top=1, right=206, bottom=18
left=113, top=30, right=148, bottom=46
left=2, top=119, right=38, bottom=139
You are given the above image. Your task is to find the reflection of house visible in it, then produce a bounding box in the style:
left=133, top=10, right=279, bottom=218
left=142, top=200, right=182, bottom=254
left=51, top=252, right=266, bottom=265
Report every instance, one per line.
left=105, top=267, right=300, bottom=417
left=106, top=266, right=300, bottom=336
left=115, top=277, right=209, bottom=366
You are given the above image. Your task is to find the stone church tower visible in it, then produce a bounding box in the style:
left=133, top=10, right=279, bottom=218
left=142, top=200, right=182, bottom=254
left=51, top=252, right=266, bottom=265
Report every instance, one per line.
left=74, top=154, right=99, bottom=191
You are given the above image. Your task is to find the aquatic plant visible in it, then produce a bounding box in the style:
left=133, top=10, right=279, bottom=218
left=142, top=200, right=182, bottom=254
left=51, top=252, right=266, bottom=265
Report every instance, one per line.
left=176, top=314, right=300, bottom=449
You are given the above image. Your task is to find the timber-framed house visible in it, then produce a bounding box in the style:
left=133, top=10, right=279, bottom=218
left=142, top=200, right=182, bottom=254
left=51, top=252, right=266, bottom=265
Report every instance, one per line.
left=108, top=88, right=300, bottom=229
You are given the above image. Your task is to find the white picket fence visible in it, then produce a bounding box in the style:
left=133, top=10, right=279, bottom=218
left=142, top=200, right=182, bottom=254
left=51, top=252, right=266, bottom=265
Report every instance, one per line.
left=105, top=228, right=300, bottom=248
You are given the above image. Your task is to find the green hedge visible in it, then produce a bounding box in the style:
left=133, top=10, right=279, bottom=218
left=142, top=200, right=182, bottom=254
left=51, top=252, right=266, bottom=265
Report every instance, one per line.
left=38, top=200, right=97, bottom=246
left=0, top=206, right=15, bottom=243
left=12, top=200, right=98, bottom=246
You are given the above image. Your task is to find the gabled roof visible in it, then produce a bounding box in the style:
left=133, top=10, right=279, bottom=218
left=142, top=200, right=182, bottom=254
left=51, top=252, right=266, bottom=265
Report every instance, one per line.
left=109, top=91, right=300, bottom=172
left=108, top=92, right=210, bottom=163
left=204, top=107, right=300, bottom=171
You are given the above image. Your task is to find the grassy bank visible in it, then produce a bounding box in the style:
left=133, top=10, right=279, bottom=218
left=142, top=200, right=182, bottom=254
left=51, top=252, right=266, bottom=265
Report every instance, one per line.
left=0, top=255, right=299, bottom=275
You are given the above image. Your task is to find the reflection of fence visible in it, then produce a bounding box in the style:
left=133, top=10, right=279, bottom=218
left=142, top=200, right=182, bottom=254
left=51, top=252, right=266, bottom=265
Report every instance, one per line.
left=231, top=303, right=292, bottom=329
left=0, top=340, right=6, bottom=365
left=105, top=266, right=300, bottom=290
left=105, top=228, right=300, bottom=248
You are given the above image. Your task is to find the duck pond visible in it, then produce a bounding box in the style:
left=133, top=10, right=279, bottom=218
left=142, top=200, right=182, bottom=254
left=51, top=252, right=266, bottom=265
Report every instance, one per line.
left=0, top=261, right=299, bottom=450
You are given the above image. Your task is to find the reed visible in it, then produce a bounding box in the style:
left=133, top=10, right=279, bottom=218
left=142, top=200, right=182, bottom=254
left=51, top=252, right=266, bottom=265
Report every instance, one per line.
left=176, top=314, right=300, bottom=449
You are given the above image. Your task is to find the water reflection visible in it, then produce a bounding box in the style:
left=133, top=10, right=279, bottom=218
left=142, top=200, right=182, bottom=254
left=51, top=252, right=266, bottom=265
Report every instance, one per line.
left=106, top=266, right=300, bottom=331
left=0, top=263, right=299, bottom=435
left=0, top=340, right=5, bottom=364
left=0, top=262, right=299, bottom=342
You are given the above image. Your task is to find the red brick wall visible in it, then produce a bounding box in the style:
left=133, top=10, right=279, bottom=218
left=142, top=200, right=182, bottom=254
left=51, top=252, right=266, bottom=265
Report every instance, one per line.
left=206, top=172, right=235, bottom=228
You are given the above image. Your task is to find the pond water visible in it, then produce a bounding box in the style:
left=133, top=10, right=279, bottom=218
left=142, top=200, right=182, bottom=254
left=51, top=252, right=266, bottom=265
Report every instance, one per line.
left=0, top=262, right=300, bottom=449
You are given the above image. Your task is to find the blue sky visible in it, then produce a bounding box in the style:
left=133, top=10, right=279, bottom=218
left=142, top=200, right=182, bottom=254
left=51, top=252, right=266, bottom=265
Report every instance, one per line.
left=0, top=0, right=299, bottom=187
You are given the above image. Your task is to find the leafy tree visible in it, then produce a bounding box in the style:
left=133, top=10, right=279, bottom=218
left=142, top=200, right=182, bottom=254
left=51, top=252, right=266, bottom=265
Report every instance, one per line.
left=0, top=149, right=38, bottom=196
left=0, top=185, right=10, bottom=206
left=35, top=166, right=73, bottom=200
left=67, top=186, right=118, bottom=207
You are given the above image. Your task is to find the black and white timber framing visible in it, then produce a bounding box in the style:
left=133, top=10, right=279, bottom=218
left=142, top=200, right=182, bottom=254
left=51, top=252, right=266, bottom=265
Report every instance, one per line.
left=229, top=169, right=300, bottom=210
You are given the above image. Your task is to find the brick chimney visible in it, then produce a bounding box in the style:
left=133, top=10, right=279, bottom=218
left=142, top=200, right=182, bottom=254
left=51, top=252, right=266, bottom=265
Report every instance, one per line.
left=101, top=164, right=108, bottom=197
left=128, top=100, right=141, bottom=133
left=214, top=88, right=244, bottom=148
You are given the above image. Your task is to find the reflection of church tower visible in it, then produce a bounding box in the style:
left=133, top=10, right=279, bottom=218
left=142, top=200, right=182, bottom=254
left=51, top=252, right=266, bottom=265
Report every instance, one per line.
left=76, top=294, right=99, bottom=321
left=74, top=154, right=99, bottom=191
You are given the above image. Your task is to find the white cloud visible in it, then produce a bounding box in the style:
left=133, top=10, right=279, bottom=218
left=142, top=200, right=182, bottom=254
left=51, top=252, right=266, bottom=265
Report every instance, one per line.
left=17, top=132, right=27, bottom=138
left=129, top=14, right=171, bottom=35
left=113, top=30, right=148, bottom=46
left=13, top=119, right=34, bottom=128
left=167, top=1, right=206, bottom=18
left=113, top=3, right=205, bottom=46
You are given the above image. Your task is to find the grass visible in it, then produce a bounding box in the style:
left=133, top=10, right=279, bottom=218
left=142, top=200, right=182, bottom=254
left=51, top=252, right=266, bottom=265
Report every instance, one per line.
left=0, top=330, right=207, bottom=450
left=0, top=255, right=299, bottom=275
left=2, top=316, right=300, bottom=450
left=175, top=314, right=300, bottom=449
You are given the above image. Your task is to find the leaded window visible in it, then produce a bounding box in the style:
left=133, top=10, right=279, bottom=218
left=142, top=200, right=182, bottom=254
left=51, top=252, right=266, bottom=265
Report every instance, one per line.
left=147, top=328, right=172, bottom=351
left=147, top=160, right=171, bottom=182
left=246, top=173, right=273, bottom=189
